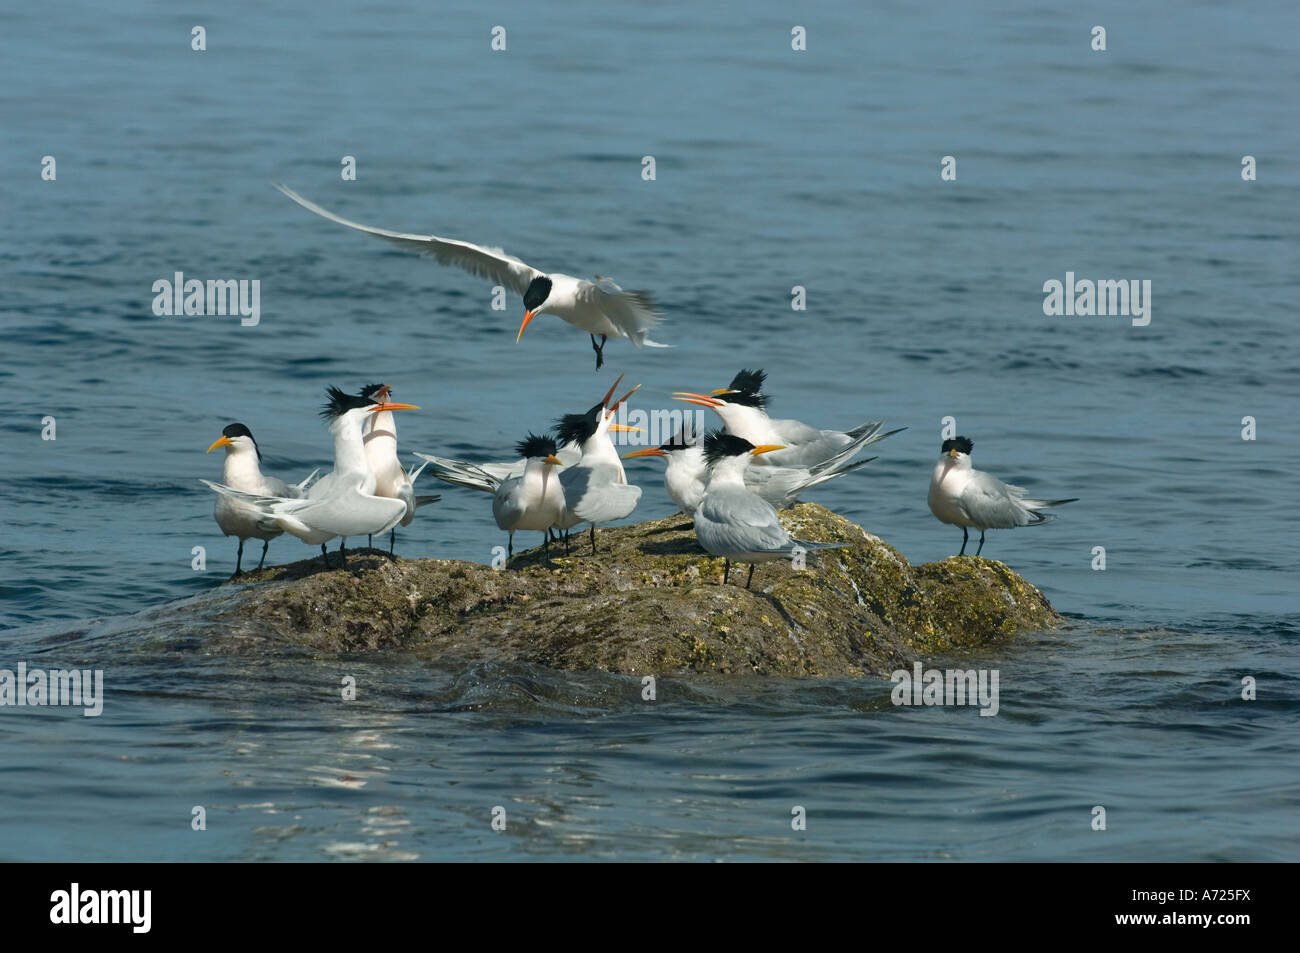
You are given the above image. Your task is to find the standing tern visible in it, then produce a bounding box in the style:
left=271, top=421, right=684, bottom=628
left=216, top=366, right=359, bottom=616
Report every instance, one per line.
left=927, top=436, right=1078, bottom=556
left=203, top=387, right=420, bottom=569
left=674, top=368, right=903, bottom=468
left=492, top=433, right=568, bottom=559
left=623, top=426, right=879, bottom=513
left=693, top=432, right=848, bottom=588
left=554, top=376, right=644, bottom=553
left=275, top=184, right=668, bottom=369
left=206, top=423, right=317, bottom=576
left=359, top=383, right=439, bottom=553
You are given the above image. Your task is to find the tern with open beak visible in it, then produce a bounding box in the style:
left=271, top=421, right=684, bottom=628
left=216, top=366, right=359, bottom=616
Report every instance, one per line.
left=554, top=374, right=644, bottom=553
left=203, top=387, right=420, bottom=569
left=927, top=436, right=1078, bottom=556
left=693, top=431, right=848, bottom=589
left=674, top=367, right=902, bottom=468
left=359, top=383, right=439, bottom=554
left=206, top=424, right=317, bottom=576
left=275, top=184, right=669, bottom=369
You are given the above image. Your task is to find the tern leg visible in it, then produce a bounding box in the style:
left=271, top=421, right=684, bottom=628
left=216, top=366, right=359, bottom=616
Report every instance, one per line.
left=256, top=540, right=269, bottom=570
left=542, top=532, right=550, bottom=561
left=320, top=544, right=330, bottom=569
left=367, top=534, right=373, bottom=548
left=234, top=539, right=244, bottom=577
left=590, top=334, right=607, bottom=370
left=976, top=530, right=986, bottom=557
left=723, top=559, right=731, bottom=585
left=746, top=564, right=755, bottom=589
left=959, top=527, right=968, bottom=556
left=508, top=533, right=514, bottom=558
left=389, top=528, right=396, bottom=556
left=338, top=538, right=348, bottom=568
left=590, top=524, right=597, bottom=555
left=564, top=532, right=570, bottom=556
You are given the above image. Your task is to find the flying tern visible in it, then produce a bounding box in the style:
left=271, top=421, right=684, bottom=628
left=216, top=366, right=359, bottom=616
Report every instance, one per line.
left=674, top=368, right=903, bottom=468
left=275, top=184, right=668, bottom=369
left=203, top=387, right=420, bottom=569
left=554, top=375, right=644, bottom=553
left=359, top=383, right=439, bottom=553
left=693, top=431, right=848, bottom=588
left=206, top=423, right=317, bottom=576
left=927, top=436, right=1077, bottom=556
left=623, top=425, right=879, bottom=513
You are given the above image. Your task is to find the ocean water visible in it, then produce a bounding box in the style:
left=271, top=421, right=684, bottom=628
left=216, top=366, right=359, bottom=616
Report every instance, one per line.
left=1, top=0, right=1297, bottom=861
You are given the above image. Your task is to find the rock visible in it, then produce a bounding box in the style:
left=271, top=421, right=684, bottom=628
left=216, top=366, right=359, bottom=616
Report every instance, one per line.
left=175, top=503, right=1061, bottom=678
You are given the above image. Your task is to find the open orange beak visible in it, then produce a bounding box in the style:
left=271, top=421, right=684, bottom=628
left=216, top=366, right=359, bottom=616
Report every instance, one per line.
left=608, top=383, right=641, bottom=415
left=599, top=373, right=627, bottom=408
left=367, top=401, right=420, bottom=413
left=516, top=310, right=537, bottom=342
left=622, top=448, right=665, bottom=458
left=544, top=454, right=564, bottom=466
left=751, top=444, right=785, bottom=456
left=672, top=392, right=724, bottom=408
left=206, top=435, right=233, bottom=453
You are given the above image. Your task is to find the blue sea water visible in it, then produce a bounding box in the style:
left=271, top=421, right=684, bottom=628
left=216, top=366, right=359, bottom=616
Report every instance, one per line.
left=1, top=0, right=1297, bottom=860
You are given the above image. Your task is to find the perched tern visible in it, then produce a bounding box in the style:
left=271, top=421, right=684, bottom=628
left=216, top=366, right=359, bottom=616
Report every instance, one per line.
left=554, top=375, right=644, bottom=553
left=203, top=387, right=420, bottom=569
left=927, top=436, right=1078, bottom=556
left=275, top=184, right=668, bottom=369
left=623, top=426, right=879, bottom=513
left=359, top=383, right=439, bottom=553
left=492, top=433, right=568, bottom=559
left=206, top=423, right=317, bottom=576
left=674, top=368, right=903, bottom=468
left=693, top=432, right=848, bottom=588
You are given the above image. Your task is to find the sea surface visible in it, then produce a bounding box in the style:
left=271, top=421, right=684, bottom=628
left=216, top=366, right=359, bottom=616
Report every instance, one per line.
left=1, top=0, right=1297, bottom=861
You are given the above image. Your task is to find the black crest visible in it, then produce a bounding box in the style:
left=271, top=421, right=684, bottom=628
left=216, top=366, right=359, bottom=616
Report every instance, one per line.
left=221, top=422, right=260, bottom=461
left=553, top=402, right=603, bottom=447
left=719, top=389, right=767, bottom=409
left=659, top=423, right=700, bottom=453
left=515, top=432, right=559, bottom=459
left=359, top=383, right=389, bottom=400
left=523, top=276, right=552, bottom=312
left=728, top=368, right=767, bottom=395
left=321, top=385, right=375, bottom=420
left=702, top=429, right=756, bottom=467
left=941, top=436, right=974, bottom=455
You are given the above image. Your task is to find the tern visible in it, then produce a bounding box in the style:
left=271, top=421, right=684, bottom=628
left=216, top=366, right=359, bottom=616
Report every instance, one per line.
left=206, top=423, right=317, bottom=576
left=359, top=383, right=439, bottom=554
left=275, top=184, right=668, bottom=369
left=203, top=387, right=419, bottom=569
left=554, top=376, right=644, bottom=553
left=693, top=432, right=848, bottom=588
left=674, top=368, right=903, bottom=467
left=623, top=426, right=879, bottom=513
left=927, top=436, right=1078, bottom=556
left=492, top=433, right=568, bottom=559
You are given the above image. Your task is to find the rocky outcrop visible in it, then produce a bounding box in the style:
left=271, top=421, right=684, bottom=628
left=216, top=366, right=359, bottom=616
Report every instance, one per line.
left=176, top=503, right=1061, bottom=678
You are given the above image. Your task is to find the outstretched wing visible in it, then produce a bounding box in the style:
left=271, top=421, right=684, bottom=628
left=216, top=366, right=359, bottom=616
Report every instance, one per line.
left=276, top=184, right=542, bottom=296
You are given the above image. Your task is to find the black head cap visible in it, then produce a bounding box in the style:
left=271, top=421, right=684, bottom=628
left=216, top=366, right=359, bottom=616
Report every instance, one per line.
left=221, top=422, right=260, bottom=461
left=719, top=389, right=767, bottom=409
left=728, top=368, right=767, bottom=395
left=523, top=276, right=552, bottom=312
left=515, top=432, right=559, bottom=460
left=359, top=383, right=389, bottom=401
left=702, top=429, right=756, bottom=467
left=553, top=402, right=603, bottom=446
left=658, top=423, right=700, bottom=453
left=321, top=385, right=375, bottom=420
left=941, top=436, right=974, bottom=455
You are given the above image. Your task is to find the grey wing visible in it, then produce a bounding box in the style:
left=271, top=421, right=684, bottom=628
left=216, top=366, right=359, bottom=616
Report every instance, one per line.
left=695, top=488, right=792, bottom=554
left=959, top=471, right=1033, bottom=528
left=262, top=475, right=293, bottom=497
left=276, top=185, right=541, bottom=296
left=412, top=452, right=502, bottom=494
left=578, top=277, right=665, bottom=346
left=562, top=464, right=641, bottom=522
left=491, top=478, right=527, bottom=531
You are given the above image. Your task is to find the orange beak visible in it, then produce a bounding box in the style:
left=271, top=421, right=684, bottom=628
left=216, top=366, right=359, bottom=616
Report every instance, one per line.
left=672, top=392, right=724, bottom=408
left=948, top=449, right=959, bottom=459
left=609, top=423, right=643, bottom=433
left=751, top=444, right=785, bottom=456
left=544, top=454, right=564, bottom=466
left=206, top=435, right=233, bottom=453
left=709, top=388, right=739, bottom=396
left=600, top=373, right=626, bottom=408
left=622, top=448, right=666, bottom=458
left=608, top=383, right=641, bottom=414
left=516, top=310, right=538, bottom=342
left=367, top=401, right=420, bottom=413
